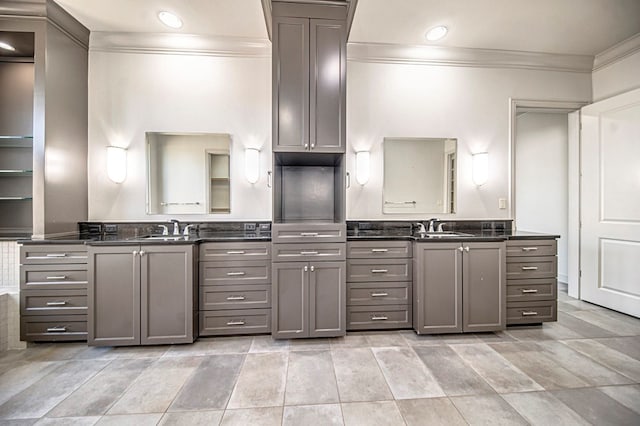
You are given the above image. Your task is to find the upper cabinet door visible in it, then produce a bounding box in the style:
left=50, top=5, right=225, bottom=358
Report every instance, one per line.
left=273, top=17, right=310, bottom=152
left=309, top=19, right=346, bottom=153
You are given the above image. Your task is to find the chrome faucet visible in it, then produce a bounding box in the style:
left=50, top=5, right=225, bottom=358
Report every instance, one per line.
left=414, top=222, right=427, bottom=234
left=437, top=222, right=447, bottom=232
left=428, top=218, right=439, bottom=233
left=170, top=219, right=180, bottom=236
left=183, top=224, right=195, bottom=236
left=158, top=224, right=169, bottom=236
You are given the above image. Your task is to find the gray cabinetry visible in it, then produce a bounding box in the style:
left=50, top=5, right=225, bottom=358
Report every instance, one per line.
left=272, top=14, right=345, bottom=153
left=20, top=244, right=88, bottom=341
left=413, top=241, right=505, bottom=334
left=346, top=241, right=413, bottom=330
left=88, top=244, right=196, bottom=346
left=506, top=239, right=558, bottom=324
left=199, top=242, right=272, bottom=336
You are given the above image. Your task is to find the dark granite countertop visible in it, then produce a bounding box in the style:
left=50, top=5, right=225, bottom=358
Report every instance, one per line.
left=347, top=229, right=559, bottom=241
left=20, top=232, right=271, bottom=245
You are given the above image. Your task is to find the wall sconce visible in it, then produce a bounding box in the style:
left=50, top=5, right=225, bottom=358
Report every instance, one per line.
left=355, top=151, right=370, bottom=185
left=472, top=152, right=489, bottom=186
left=245, top=148, right=260, bottom=184
left=106, top=146, right=127, bottom=184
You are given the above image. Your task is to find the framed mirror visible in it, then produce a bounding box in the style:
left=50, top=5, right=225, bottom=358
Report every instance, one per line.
left=383, top=137, right=456, bottom=214
left=146, top=132, right=231, bottom=215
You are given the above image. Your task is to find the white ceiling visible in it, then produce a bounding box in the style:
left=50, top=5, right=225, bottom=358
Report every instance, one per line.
left=54, top=0, right=640, bottom=56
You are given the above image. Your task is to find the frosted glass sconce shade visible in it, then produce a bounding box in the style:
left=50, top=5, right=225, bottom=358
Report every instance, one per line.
left=106, top=146, right=127, bottom=184
left=472, top=152, right=488, bottom=186
left=245, top=148, right=260, bottom=184
left=356, top=151, right=370, bottom=185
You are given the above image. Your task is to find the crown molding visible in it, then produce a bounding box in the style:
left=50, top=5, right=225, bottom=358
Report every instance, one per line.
left=0, top=0, right=45, bottom=16
left=90, top=32, right=271, bottom=58
left=593, top=32, right=640, bottom=72
left=347, top=42, right=594, bottom=73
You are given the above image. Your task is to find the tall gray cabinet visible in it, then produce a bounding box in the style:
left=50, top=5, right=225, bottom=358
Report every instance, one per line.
left=413, top=241, right=506, bottom=334
left=88, top=244, right=197, bottom=346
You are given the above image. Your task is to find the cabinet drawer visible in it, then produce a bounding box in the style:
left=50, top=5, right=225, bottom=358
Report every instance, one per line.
left=272, top=243, right=345, bottom=262
left=507, top=278, right=557, bottom=302
left=347, top=241, right=412, bottom=259
left=200, top=261, right=270, bottom=286
left=21, top=290, right=87, bottom=315
left=200, top=309, right=271, bottom=336
left=506, top=256, right=557, bottom=280
left=347, top=259, right=412, bottom=282
left=272, top=223, right=346, bottom=243
left=347, top=305, right=412, bottom=330
left=21, top=264, right=88, bottom=290
left=200, top=242, right=271, bottom=261
left=201, top=284, right=271, bottom=310
left=507, top=240, right=557, bottom=257
left=21, top=245, right=88, bottom=264
left=20, top=315, right=87, bottom=341
left=507, top=301, right=557, bottom=324
left=347, top=282, right=410, bottom=306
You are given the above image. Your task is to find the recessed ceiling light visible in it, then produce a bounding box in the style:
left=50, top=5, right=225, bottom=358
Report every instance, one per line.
left=425, top=26, right=448, bottom=42
left=158, top=11, right=183, bottom=29
left=0, top=41, right=16, bottom=51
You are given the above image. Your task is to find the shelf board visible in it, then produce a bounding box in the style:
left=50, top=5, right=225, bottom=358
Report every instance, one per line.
left=0, top=135, right=33, bottom=139
left=0, top=170, right=32, bottom=176
left=0, top=196, right=33, bottom=201
left=210, top=177, right=230, bottom=181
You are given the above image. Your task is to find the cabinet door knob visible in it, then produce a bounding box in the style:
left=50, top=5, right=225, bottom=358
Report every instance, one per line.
left=304, top=265, right=308, bottom=272
left=464, top=246, right=470, bottom=252
left=132, top=250, right=138, bottom=257
left=310, top=265, right=315, bottom=272
left=139, top=250, right=146, bottom=256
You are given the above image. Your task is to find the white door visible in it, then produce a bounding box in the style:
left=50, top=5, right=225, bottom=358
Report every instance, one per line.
left=580, top=88, right=640, bottom=317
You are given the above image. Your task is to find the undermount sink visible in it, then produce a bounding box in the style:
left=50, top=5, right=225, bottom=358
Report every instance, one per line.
left=415, top=231, right=474, bottom=238
left=142, top=235, right=188, bottom=241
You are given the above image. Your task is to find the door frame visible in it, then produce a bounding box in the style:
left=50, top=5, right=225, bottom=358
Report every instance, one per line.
left=508, top=98, right=587, bottom=299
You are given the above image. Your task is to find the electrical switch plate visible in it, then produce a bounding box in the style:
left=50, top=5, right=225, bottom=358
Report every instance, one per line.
left=498, top=198, right=507, bottom=209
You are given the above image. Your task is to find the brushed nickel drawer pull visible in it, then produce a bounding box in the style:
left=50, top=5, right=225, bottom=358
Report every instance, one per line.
left=521, top=289, right=538, bottom=294
left=226, top=272, right=246, bottom=276
left=226, top=296, right=246, bottom=301
left=226, top=320, right=245, bottom=326
left=46, top=275, right=67, bottom=280
left=300, top=251, right=319, bottom=255
left=46, top=253, right=66, bottom=258
left=300, top=232, right=319, bottom=237
left=521, top=311, right=538, bottom=316
left=522, top=266, right=538, bottom=271
left=46, top=301, right=68, bottom=306
left=371, top=292, right=389, bottom=297
left=522, top=247, right=539, bottom=251
left=46, top=326, right=67, bottom=332
left=371, top=315, right=388, bottom=321
left=371, top=269, right=388, bottom=273
left=371, top=249, right=388, bottom=253
left=226, top=251, right=246, bottom=254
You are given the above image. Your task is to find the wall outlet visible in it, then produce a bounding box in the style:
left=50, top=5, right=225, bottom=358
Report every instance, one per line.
left=104, top=224, right=118, bottom=234
left=498, top=198, right=507, bottom=209
left=244, top=223, right=256, bottom=231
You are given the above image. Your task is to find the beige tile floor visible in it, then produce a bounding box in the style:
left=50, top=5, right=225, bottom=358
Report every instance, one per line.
left=1, top=286, right=639, bottom=425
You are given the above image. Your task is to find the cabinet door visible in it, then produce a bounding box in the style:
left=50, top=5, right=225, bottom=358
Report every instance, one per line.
left=413, top=243, right=462, bottom=334
left=140, top=245, right=195, bottom=345
left=309, top=19, right=346, bottom=153
left=463, top=242, right=505, bottom=332
left=272, top=262, right=308, bottom=338
left=273, top=16, right=309, bottom=152
left=309, top=261, right=346, bottom=337
left=88, top=246, right=140, bottom=346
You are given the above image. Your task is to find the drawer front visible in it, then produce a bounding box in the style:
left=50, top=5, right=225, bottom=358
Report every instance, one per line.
left=347, top=241, right=412, bottom=259
left=347, top=282, right=411, bottom=306
left=200, top=242, right=271, bottom=261
left=201, top=284, right=271, bottom=310
left=21, top=290, right=87, bottom=315
left=507, top=278, right=557, bottom=302
left=21, top=264, right=88, bottom=290
left=20, top=315, right=87, bottom=341
left=200, top=309, right=271, bottom=336
left=272, top=223, right=346, bottom=244
left=347, top=305, right=412, bottom=330
left=347, top=259, right=412, bottom=282
left=21, top=245, right=88, bottom=264
left=272, top=243, right=345, bottom=262
left=506, top=256, right=557, bottom=280
left=507, top=240, right=557, bottom=257
left=507, top=301, right=557, bottom=324
left=200, top=261, right=270, bottom=286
